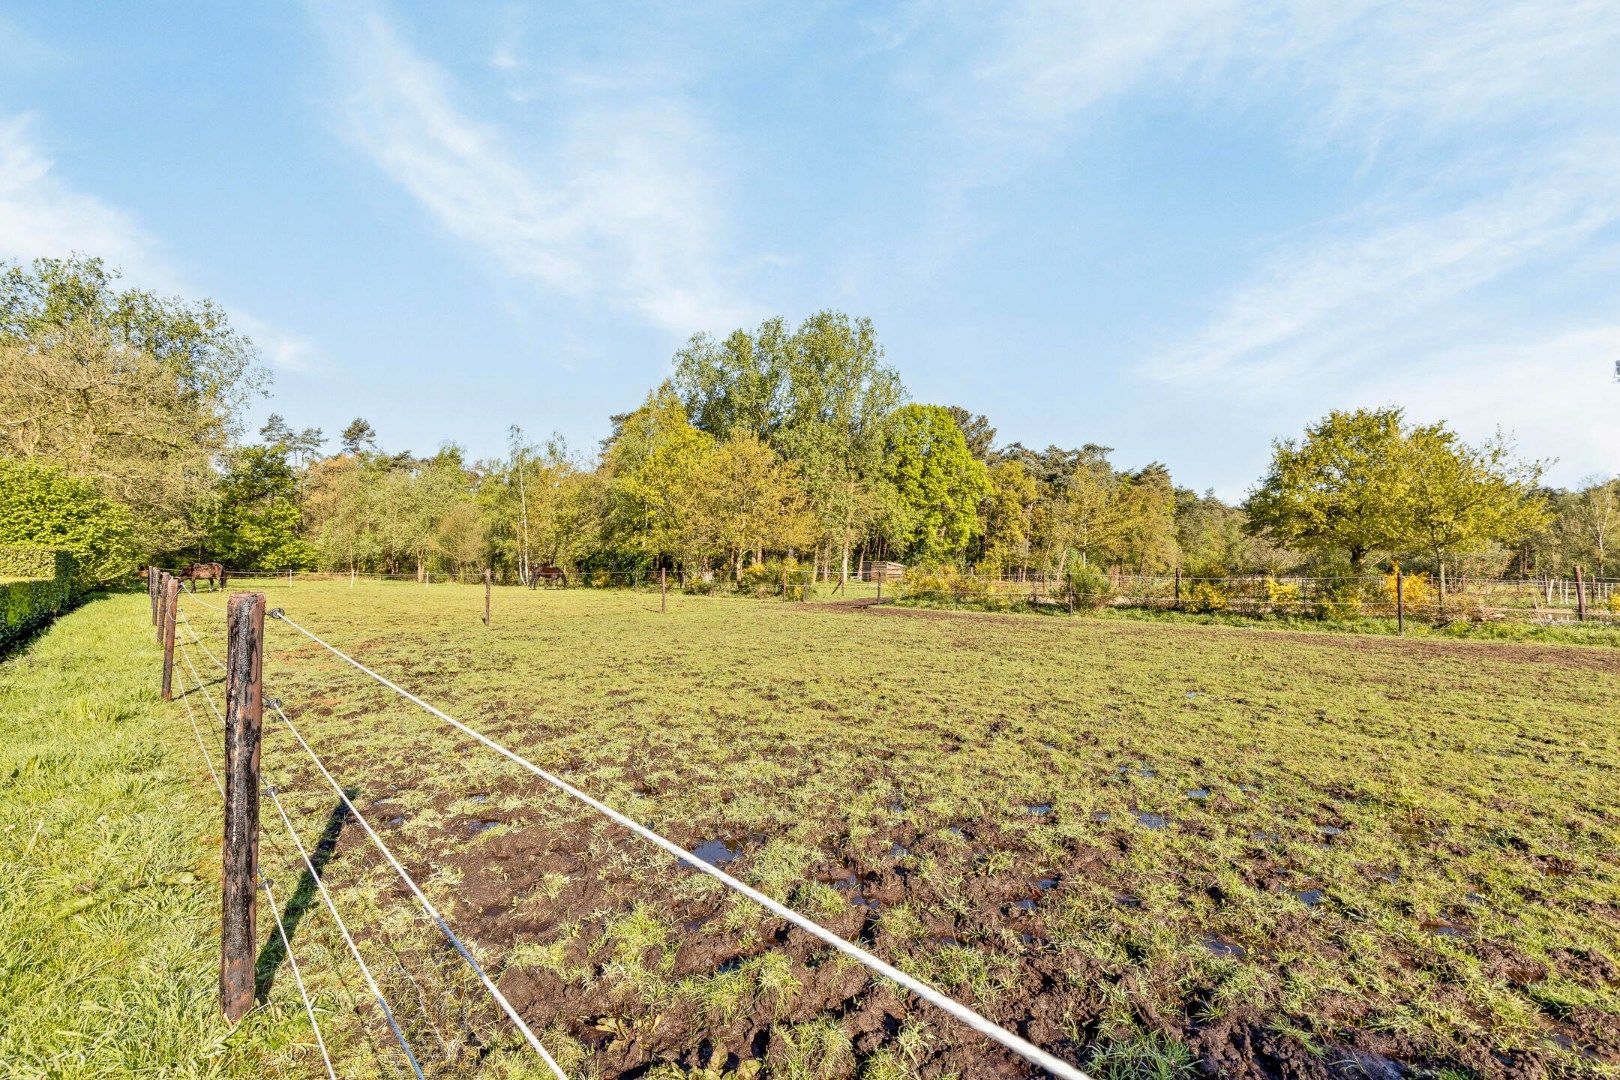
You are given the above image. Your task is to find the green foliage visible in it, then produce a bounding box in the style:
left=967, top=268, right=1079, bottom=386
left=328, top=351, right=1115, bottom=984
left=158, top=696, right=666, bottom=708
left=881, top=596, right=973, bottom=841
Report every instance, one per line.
left=0, top=459, right=136, bottom=584
left=202, top=445, right=315, bottom=570
left=1184, top=580, right=1228, bottom=613
left=1065, top=561, right=1110, bottom=611
left=1245, top=407, right=1410, bottom=570
left=1086, top=1030, right=1197, bottom=1080
left=1313, top=578, right=1366, bottom=621
left=1262, top=576, right=1301, bottom=612
left=0, top=256, right=265, bottom=554
left=1, top=553, right=74, bottom=649
left=881, top=405, right=991, bottom=563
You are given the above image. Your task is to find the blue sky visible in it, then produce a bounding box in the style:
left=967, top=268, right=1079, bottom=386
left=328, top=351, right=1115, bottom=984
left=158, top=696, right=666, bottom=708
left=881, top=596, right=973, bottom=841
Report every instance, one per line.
left=3, top=2, right=1617, bottom=497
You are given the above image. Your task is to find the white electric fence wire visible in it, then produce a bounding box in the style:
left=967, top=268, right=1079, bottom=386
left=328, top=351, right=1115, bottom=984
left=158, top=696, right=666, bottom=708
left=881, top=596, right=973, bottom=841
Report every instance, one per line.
left=268, top=699, right=567, bottom=1080
left=264, top=783, right=428, bottom=1080
left=270, top=611, right=1092, bottom=1080
left=174, top=640, right=426, bottom=1079
left=177, top=607, right=228, bottom=674
left=262, top=877, right=339, bottom=1080
left=175, top=657, right=224, bottom=797
left=180, top=591, right=227, bottom=613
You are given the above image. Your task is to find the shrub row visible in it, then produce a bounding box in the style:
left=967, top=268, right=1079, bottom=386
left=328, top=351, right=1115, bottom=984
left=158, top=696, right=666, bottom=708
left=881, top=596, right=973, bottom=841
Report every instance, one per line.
left=0, top=549, right=76, bottom=651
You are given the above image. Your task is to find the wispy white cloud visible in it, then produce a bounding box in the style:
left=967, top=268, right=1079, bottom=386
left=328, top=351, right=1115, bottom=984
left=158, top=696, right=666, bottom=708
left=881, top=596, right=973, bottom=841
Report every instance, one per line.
left=313, top=2, right=752, bottom=337
left=1358, top=325, right=1620, bottom=483
left=913, top=0, right=1620, bottom=478
left=1154, top=139, right=1620, bottom=384
left=0, top=113, right=162, bottom=278
left=0, top=113, right=319, bottom=375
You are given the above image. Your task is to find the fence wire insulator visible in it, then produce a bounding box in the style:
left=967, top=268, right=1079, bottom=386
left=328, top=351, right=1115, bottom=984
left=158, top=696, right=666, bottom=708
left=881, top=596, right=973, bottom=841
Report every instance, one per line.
left=269, top=611, right=1092, bottom=1080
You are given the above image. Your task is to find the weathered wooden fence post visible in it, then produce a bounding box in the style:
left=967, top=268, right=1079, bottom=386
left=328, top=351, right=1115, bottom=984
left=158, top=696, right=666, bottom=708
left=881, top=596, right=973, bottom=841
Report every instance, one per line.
left=1575, top=564, right=1586, bottom=622
left=149, top=566, right=160, bottom=625
left=1174, top=567, right=1182, bottom=610
left=876, top=575, right=882, bottom=601
left=1396, top=570, right=1405, bottom=635
left=155, top=572, right=171, bottom=646
left=661, top=567, right=667, bottom=613
left=483, top=568, right=492, bottom=626
left=160, top=576, right=180, bottom=700
left=220, top=591, right=265, bottom=1024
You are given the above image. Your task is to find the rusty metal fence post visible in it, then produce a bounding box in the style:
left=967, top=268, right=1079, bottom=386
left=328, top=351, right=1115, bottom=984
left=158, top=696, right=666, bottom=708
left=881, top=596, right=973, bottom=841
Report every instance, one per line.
left=1575, top=565, right=1586, bottom=622
left=220, top=591, right=265, bottom=1023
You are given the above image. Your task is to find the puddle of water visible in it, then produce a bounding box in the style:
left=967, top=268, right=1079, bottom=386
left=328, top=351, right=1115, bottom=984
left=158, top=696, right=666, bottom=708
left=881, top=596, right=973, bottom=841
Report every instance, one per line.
left=1251, top=830, right=1280, bottom=843
left=947, top=826, right=969, bottom=839
left=372, top=797, right=402, bottom=808
left=1549, top=1033, right=1600, bottom=1061
left=1132, top=810, right=1169, bottom=830
left=851, top=895, right=881, bottom=911
left=385, top=815, right=406, bottom=828
left=1464, top=892, right=1485, bottom=906
left=466, top=819, right=501, bottom=834
left=1117, top=763, right=1157, bottom=778
left=1200, top=933, right=1246, bottom=959
left=1090, top=811, right=1112, bottom=824
left=1185, top=691, right=1200, bottom=699
left=1012, top=898, right=1037, bottom=912
left=469, top=794, right=489, bottom=804
left=1318, top=825, right=1345, bottom=838
left=1114, top=894, right=1141, bottom=908
left=888, top=844, right=910, bottom=860
left=828, top=874, right=860, bottom=891
left=1035, top=878, right=1057, bottom=891
left=1237, top=784, right=1259, bottom=794
left=1422, top=919, right=1470, bottom=939
left=1025, top=803, right=1053, bottom=816
left=685, top=839, right=739, bottom=867
left=1187, top=788, right=1210, bottom=801
left=887, top=799, right=905, bottom=813
left=1377, top=869, right=1401, bottom=884
left=1295, top=888, right=1326, bottom=908
left=682, top=916, right=713, bottom=933
left=1019, top=933, right=1048, bottom=947
left=926, top=934, right=959, bottom=948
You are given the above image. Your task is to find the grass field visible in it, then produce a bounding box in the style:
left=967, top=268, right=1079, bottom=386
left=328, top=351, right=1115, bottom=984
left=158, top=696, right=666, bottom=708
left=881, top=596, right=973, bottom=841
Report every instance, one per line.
left=4, top=582, right=1618, bottom=1078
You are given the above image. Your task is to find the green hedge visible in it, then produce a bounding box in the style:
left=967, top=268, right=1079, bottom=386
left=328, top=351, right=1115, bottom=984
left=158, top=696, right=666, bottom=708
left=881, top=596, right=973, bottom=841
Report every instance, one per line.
left=1, top=549, right=76, bottom=650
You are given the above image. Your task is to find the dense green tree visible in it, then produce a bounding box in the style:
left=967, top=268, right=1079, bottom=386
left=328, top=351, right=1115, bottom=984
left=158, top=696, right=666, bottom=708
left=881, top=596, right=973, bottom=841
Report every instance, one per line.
left=1396, top=426, right=1548, bottom=591
left=775, top=311, right=906, bottom=582
left=0, top=459, right=137, bottom=584
left=979, top=459, right=1039, bottom=574
left=0, top=257, right=265, bottom=556
left=203, top=445, right=314, bottom=570
left=340, top=417, right=378, bottom=455
left=1244, top=408, right=1410, bottom=571
left=672, top=320, right=790, bottom=441
left=945, top=406, right=996, bottom=463
left=882, top=405, right=991, bottom=564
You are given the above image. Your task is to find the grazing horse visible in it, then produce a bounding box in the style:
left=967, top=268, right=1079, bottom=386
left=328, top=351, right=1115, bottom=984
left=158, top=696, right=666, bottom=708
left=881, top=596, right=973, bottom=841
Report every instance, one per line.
left=180, top=562, right=226, bottom=592
left=531, top=565, right=568, bottom=589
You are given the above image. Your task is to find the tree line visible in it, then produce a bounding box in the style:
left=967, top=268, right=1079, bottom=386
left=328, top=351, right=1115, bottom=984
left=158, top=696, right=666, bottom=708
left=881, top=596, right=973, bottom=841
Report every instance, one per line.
left=2, top=256, right=1615, bottom=587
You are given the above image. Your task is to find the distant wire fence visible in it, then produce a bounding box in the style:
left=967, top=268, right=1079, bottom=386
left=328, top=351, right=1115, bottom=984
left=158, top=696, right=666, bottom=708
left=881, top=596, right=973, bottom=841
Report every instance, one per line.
left=203, top=562, right=1618, bottom=626
left=891, top=567, right=1620, bottom=627
left=216, top=565, right=857, bottom=603
left=143, top=565, right=1092, bottom=1080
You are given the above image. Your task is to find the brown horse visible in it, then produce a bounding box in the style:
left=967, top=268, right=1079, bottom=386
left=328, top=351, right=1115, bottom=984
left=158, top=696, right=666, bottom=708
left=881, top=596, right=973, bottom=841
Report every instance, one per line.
left=181, top=562, right=227, bottom=592
left=530, top=565, right=568, bottom=589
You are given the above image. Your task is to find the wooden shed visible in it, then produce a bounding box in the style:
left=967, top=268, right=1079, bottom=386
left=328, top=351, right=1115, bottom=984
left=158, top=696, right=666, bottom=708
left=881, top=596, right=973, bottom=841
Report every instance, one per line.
left=860, top=560, right=905, bottom=583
